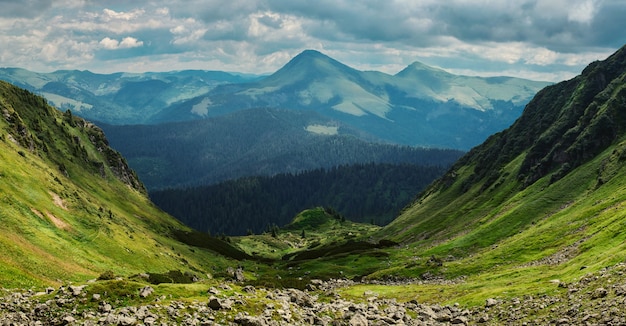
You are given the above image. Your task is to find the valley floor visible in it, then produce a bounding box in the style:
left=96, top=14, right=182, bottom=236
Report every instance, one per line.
left=3, top=262, right=626, bottom=325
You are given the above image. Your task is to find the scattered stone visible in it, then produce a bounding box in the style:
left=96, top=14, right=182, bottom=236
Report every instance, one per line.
left=348, top=313, right=368, bottom=326
left=100, top=302, right=112, bottom=313
left=234, top=314, right=267, bottom=326
left=5, top=263, right=626, bottom=325
left=451, top=315, right=468, bottom=324
left=139, top=286, right=154, bottom=298
left=62, top=315, right=76, bottom=324
left=234, top=268, right=246, bottom=282
left=592, top=287, right=608, bottom=299
left=208, top=296, right=232, bottom=310
left=68, top=285, right=85, bottom=296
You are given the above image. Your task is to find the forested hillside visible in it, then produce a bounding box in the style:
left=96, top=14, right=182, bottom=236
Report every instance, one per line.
left=151, top=163, right=448, bottom=235
left=100, top=108, right=463, bottom=189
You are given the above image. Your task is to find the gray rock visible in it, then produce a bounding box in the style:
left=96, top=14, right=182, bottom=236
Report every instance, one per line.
left=485, top=298, right=498, bottom=307
left=348, top=313, right=368, bottom=326
left=144, top=316, right=157, bottom=325
left=139, top=286, right=154, bottom=298
left=452, top=315, right=468, bottom=324
left=100, top=303, right=112, bottom=313
left=592, top=288, right=608, bottom=299
left=62, top=315, right=76, bottom=324
left=419, top=305, right=438, bottom=320
left=68, top=285, right=85, bottom=296
left=235, top=268, right=246, bottom=282
left=208, top=296, right=232, bottom=310
left=234, top=314, right=267, bottom=326
left=119, top=315, right=137, bottom=325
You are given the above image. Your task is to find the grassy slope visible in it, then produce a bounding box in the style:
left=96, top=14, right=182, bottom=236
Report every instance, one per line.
left=0, top=81, right=235, bottom=288
left=351, top=47, right=626, bottom=305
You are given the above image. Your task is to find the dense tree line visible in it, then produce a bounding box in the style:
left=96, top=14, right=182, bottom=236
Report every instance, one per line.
left=150, top=162, right=449, bottom=235
left=100, top=108, right=464, bottom=190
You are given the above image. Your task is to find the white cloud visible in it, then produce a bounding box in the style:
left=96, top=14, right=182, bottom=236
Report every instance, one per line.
left=0, top=0, right=622, bottom=82
left=567, top=0, right=600, bottom=24
left=100, top=36, right=144, bottom=50
left=99, top=37, right=120, bottom=50
left=120, top=37, right=144, bottom=48
left=102, top=8, right=145, bottom=22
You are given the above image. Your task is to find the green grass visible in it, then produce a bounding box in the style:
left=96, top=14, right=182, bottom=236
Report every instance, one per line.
left=336, top=138, right=626, bottom=307
left=0, top=83, right=239, bottom=287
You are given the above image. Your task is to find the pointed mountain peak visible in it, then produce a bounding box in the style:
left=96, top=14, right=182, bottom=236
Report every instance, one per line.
left=263, top=50, right=358, bottom=84
left=284, top=49, right=347, bottom=69
left=293, top=49, right=329, bottom=60
left=396, top=61, right=450, bottom=78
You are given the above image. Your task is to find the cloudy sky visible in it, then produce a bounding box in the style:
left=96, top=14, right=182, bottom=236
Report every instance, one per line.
left=1, top=0, right=624, bottom=82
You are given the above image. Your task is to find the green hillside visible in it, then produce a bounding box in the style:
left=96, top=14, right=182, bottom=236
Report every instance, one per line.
left=364, top=45, right=626, bottom=304
left=0, top=81, right=234, bottom=288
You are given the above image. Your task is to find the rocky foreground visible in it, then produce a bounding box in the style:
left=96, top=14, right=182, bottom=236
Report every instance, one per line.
left=3, top=263, right=626, bottom=325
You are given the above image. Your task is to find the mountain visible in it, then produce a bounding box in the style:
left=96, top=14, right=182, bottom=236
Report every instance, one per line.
left=0, top=80, right=249, bottom=288
left=362, top=45, right=626, bottom=303
left=1, top=51, right=549, bottom=150
left=0, top=68, right=262, bottom=124
left=99, top=108, right=463, bottom=189
left=153, top=50, right=551, bottom=149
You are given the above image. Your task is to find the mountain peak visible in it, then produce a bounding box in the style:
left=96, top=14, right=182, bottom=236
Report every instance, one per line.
left=283, top=49, right=348, bottom=70
left=395, top=61, right=450, bottom=78
left=294, top=49, right=328, bottom=60
left=262, top=49, right=358, bottom=85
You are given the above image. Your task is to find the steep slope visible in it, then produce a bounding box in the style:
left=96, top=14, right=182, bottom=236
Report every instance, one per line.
left=151, top=50, right=550, bottom=149
left=372, top=45, right=626, bottom=298
left=0, top=81, right=235, bottom=288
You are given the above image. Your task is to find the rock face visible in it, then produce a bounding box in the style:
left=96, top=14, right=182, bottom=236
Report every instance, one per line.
left=4, top=263, right=626, bottom=325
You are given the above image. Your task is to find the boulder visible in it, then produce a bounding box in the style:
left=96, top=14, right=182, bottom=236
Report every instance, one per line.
left=348, top=313, right=368, bottom=326
left=208, top=296, right=232, bottom=310
left=592, top=288, right=608, bottom=299
left=139, top=286, right=154, bottom=298
left=234, top=314, right=267, bottom=326
left=68, top=285, right=85, bottom=296
left=235, top=268, right=246, bottom=282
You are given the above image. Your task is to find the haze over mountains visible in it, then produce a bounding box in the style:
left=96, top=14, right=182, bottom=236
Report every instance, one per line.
left=1, top=50, right=550, bottom=150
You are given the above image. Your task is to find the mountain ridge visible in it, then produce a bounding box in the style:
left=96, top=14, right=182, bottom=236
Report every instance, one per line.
left=1, top=50, right=550, bottom=149
left=376, top=44, right=626, bottom=277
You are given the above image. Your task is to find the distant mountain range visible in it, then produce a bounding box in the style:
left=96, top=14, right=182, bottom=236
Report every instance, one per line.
left=0, top=67, right=262, bottom=124
left=0, top=50, right=550, bottom=150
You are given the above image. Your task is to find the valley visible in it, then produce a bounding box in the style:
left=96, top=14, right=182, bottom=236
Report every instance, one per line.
left=1, top=43, right=626, bottom=325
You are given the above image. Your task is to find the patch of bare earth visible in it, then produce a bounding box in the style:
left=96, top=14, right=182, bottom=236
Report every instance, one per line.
left=45, top=211, right=70, bottom=230
left=29, top=193, right=71, bottom=229
left=49, top=192, right=67, bottom=210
